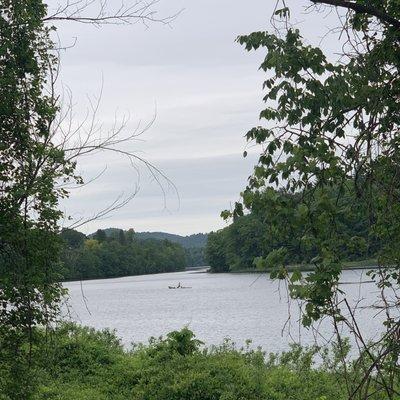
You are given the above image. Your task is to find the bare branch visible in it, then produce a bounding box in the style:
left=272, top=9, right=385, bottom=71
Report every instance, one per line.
left=44, top=0, right=181, bottom=26
left=50, top=73, right=179, bottom=228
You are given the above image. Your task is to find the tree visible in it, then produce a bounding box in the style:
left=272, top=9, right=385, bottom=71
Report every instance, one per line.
left=118, top=229, right=126, bottom=245
left=126, top=228, right=135, bottom=244
left=0, top=0, right=175, bottom=397
left=94, top=229, right=107, bottom=243
left=0, top=1, right=75, bottom=396
left=205, top=231, right=229, bottom=272
left=60, top=228, right=87, bottom=249
left=230, top=1, right=400, bottom=398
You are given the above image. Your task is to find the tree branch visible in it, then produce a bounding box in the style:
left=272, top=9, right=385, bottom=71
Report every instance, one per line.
left=310, top=0, right=400, bottom=30
left=44, top=0, right=180, bottom=26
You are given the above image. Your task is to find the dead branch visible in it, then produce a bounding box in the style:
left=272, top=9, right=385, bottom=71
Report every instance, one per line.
left=44, top=0, right=181, bottom=26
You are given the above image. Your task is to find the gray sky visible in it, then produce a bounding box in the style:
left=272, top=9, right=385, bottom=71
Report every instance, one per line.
left=52, top=0, right=338, bottom=235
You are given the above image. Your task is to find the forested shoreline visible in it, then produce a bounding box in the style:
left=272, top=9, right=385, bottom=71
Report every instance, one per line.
left=205, top=186, right=381, bottom=273
left=60, top=228, right=206, bottom=280
left=60, top=184, right=382, bottom=281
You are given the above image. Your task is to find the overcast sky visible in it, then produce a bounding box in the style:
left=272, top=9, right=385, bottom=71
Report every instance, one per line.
left=51, top=0, right=339, bottom=235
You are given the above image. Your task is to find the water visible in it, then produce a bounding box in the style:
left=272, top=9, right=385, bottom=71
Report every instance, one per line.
left=63, top=269, right=385, bottom=353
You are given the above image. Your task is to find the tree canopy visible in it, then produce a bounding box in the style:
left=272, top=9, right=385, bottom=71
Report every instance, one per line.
left=60, top=228, right=187, bottom=280
left=207, top=185, right=377, bottom=273
left=0, top=2, right=75, bottom=396
left=0, top=1, right=177, bottom=397
left=226, top=1, right=400, bottom=397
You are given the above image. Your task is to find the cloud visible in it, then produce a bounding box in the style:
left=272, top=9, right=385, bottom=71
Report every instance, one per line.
left=61, top=152, right=259, bottom=235
left=50, top=0, right=341, bottom=234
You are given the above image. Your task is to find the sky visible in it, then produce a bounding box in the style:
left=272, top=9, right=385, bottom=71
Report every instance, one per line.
left=50, top=0, right=339, bottom=235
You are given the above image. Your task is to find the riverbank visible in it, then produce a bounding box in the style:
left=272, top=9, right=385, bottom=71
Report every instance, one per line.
left=228, top=259, right=378, bottom=274
left=9, top=323, right=391, bottom=400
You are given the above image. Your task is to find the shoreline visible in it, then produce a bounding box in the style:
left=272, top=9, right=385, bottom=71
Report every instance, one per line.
left=61, top=260, right=378, bottom=284
left=228, top=259, right=378, bottom=274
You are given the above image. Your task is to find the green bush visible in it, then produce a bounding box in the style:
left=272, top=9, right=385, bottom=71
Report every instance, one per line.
left=0, top=324, right=395, bottom=400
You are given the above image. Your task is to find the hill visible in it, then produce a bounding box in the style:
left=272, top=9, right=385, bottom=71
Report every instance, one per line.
left=135, top=231, right=207, bottom=249
left=98, top=228, right=207, bottom=249
left=95, top=228, right=208, bottom=267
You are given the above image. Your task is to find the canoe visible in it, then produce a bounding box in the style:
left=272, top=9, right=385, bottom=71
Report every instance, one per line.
left=168, top=286, right=191, bottom=289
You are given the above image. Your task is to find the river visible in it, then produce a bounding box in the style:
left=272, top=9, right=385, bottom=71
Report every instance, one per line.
left=63, top=268, right=384, bottom=353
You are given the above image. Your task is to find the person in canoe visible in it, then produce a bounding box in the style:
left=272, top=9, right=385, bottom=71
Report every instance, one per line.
left=168, top=282, right=191, bottom=289
left=168, top=282, right=180, bottom=289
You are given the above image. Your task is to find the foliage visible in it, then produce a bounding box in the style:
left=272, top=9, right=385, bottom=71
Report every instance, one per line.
left=61, top=229, right=187, bottom=280
left=0, top=1, right=76, bottom=397
left=0, top=323, right=395, bottom=400
left=0, top=1, right=192, bottom=398
left=206, top=213, right=267, bottom=272
left=205, top=230, right=230, bottom=272
left=207, top=186, right=375, bottom=272
left=89, top=228, right=208, bottom=268
left=103, top=229, right=208, bottom=249
left=184, top=247, right=206, bottom=268
left=134, top=231, right=208, bottom=249
left=227, top=1, right=400, bottom=397
left=60, top=228, right=87, bottom=249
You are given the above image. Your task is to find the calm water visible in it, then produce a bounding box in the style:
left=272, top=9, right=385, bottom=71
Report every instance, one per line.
left=63, top=269, right=384, bottom=353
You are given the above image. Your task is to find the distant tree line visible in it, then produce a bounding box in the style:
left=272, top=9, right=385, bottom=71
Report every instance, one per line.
left=184, top=246, right=205, bottom=268
left=206, top=185, right=381, bottom=272
left=135, top=231, right=207, bottom=248
left=97, top=229, right=207, bottom=268
left=60, top=228, right=187, bottom=280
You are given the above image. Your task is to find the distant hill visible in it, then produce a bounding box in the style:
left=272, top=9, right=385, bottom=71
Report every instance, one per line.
left=93, top=228, right=208, bottom=267
left=135, top=232, right=207, bottom=249
left=97, top=228, right=207, bottom=249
